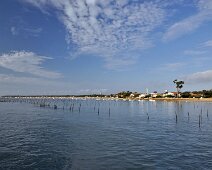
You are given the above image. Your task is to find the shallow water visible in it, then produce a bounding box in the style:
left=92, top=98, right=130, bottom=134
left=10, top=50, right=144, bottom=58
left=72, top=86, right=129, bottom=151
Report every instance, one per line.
left=0, top=100, right=212, bottom=170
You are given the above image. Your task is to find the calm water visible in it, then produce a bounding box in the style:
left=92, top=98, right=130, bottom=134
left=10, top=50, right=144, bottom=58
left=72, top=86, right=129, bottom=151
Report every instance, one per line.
left=0, top=99, right=212, bottom=170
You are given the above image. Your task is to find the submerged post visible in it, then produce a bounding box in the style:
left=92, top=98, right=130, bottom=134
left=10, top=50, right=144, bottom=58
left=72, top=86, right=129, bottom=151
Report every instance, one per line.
left=72, top=104, right=74, bottom=112
left=188, top=112, right=190, bottom=122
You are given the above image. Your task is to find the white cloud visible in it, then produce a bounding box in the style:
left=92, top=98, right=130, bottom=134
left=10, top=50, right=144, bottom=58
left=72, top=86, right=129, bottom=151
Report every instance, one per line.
left=11, top=27, right=19, bottom=35
left=22, top=0, right=166, bottom=69
left=23, top=27, right=42, bottom=36
left=10, top=25, right=42, bottom=37
left=184, top=70, right=212, bottom=84
left=198, top=0, right=212, bottom=11
left=163, top=0, right=212, bottom=41
left=0, top=51, right=61, bottom=79
left=203, top=40, right=212, bottom=47
left=12, top=26, right=42, bottom=36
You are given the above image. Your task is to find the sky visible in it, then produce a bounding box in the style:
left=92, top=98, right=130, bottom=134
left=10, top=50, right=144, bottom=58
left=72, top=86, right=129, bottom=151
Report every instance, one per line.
left=0, top=0, right=212, bottom=95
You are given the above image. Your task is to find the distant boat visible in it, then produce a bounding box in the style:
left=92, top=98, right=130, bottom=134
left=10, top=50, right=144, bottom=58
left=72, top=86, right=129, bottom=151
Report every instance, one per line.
left=149, top=99, right=156, bottom=102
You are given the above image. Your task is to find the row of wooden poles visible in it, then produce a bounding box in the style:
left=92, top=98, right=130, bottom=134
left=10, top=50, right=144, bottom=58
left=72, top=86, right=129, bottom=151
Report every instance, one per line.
left=0, top=97, right=210, bottom=127
left=175, top=108, right=209, bottom=128
left=0, top=97, right=113, bottom=116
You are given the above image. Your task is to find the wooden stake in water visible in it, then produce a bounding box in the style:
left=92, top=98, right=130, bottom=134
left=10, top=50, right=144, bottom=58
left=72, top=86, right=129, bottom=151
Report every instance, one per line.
left=175, top=112, right=178, bottom=124
left=72, top=104, right=74, bottom=112
left=199, top=115, right=201, bottom=128
left=98, top=108, right=99, bottom=115
left=188, top=112, right=190, bottom=122
left=207, top=109, right=209, bottom=118
left=146, top=113, right=149, bottom=121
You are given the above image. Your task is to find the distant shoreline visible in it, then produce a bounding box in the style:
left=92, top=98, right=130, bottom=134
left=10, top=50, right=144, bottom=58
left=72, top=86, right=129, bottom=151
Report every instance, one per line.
left=1, top=96, right=212, bottom=102
left=145, top=98, right=212, bottom=102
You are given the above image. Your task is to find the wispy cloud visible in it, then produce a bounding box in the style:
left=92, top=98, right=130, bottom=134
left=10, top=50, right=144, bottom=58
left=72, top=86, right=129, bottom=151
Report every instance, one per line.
left=203, top=40, right=212, bottom=47
left=163, top=0, right=212, bottom=41
left=183, top=39, right=212, bottom=57
left=163, top=62, right=186, bottom=71
left=11, top=26, right=19, bottom=35
left=0, top=51, right=61, bottom=79
left=22, top=0, right=167, bottom=69
left=184, top=70, right=212, bottom=84
left=10, top=16, right=42, bottom=37
left=79, top=88, right=108, bottom=94
left=0, top=73, right=108, bottom=95
left=0, top=73, right=73, bottom=95
left=184, top=50, right=206, bottom=55
left=0, top=74, right=54, bottom=84
left=11, top=26, right=42, bottom=37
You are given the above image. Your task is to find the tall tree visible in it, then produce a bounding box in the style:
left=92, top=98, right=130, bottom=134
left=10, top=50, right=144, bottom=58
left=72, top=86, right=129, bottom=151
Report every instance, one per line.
left=173, top=79, right=184, bottom=98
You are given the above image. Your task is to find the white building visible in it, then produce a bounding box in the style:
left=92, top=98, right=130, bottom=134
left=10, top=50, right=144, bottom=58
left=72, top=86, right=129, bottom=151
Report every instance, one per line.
left=163, top=92, right=178, bottom=97
left=150, top=91, right=158, bottom=98
left=139, top=94, right=146, bottom=98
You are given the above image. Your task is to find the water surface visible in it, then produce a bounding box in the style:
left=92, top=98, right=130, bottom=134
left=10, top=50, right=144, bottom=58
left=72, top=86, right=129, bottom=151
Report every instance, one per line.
left=0, top=100, right=212, bottom=169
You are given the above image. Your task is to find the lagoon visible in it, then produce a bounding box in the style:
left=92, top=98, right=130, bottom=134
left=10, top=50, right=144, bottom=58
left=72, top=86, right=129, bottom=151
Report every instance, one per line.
left=0, top=99, right=212, bottom=169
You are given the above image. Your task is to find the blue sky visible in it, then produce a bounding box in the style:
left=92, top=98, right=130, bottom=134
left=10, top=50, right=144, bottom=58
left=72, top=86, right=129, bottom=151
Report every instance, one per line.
left=0, top=0, right=212, bottom=95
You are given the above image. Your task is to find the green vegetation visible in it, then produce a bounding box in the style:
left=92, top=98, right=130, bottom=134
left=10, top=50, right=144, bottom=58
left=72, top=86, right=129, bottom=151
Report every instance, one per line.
left=166, top=95, right=175, bottom=98
left=117, top=91, right=132, bottom=98
left=181, top=90, right=212, bottom=98
left=156, top=95, right=162, bottom=98
left=181, top=91, right=191, bottom=98
left=202, top=90, right=212, bottom=98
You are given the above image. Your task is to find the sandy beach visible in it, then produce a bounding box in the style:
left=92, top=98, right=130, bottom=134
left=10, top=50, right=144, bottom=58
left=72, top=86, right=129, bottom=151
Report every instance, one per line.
left=143, top=98, right=212, bottom=102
